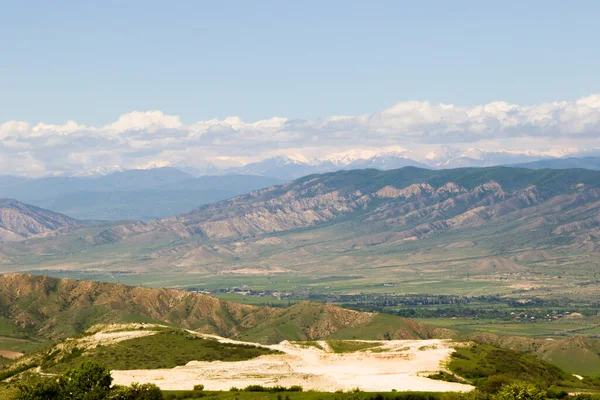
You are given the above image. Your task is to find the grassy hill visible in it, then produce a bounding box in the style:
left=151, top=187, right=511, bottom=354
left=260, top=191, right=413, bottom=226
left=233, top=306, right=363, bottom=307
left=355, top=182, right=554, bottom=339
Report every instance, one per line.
left=0, top=273, right=451, bottom=348
left=473, top=333, right=600, bottom=376
left=444, top=342, right=600, bottom=394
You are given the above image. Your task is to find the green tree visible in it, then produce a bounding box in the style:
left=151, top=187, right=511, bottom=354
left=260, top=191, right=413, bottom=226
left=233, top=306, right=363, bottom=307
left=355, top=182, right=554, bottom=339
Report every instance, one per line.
left=60, top=361, right=112, bottom=400
left=13, top=374, right=61, bottom=400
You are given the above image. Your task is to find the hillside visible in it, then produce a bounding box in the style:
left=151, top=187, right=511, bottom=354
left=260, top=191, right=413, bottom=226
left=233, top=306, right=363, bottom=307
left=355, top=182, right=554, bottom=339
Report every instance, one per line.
left=1, top=166, right=600, bottom=300
left=0, top=199, right=80, bottom=243
left=513, top=156, right=600, bottom=171
left=95, top=166, right=600, bottom=241
left=473, top=333, right=600, bottom=376
left=0, top=273, right=450, bottom=344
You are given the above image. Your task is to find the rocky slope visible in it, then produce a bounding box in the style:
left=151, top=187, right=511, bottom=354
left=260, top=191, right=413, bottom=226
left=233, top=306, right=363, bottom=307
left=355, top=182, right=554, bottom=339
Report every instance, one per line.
left=0, top=273, right=449, bottom=343
left=1, top=167, right=600, bottom=282
left=0, top=199, right=80, bottom=243
left=95, top=166, right=600, bottom=245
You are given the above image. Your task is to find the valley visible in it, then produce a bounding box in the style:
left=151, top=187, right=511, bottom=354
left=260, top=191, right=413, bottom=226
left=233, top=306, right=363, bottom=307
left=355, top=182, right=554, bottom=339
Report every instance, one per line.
left=2, top=166, right=600, bottom=397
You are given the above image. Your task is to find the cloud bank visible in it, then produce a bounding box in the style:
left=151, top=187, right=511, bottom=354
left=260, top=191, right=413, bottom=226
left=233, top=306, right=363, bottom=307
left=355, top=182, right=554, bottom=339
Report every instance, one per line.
left=1, top=95, right=600, bottom=176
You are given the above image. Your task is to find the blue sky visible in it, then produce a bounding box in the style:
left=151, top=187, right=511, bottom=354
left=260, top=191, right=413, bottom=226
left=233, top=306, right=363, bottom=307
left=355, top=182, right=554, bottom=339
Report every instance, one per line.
left=1, top=0, right=599, bottom=125
left=1, top=0, right=600, bottom=176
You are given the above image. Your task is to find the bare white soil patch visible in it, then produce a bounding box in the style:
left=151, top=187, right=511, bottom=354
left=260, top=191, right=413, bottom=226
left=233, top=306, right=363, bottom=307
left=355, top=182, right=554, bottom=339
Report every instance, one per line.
left=60, top=324, right=163, bottom=351
left=112, top=337, right=473, bottom=393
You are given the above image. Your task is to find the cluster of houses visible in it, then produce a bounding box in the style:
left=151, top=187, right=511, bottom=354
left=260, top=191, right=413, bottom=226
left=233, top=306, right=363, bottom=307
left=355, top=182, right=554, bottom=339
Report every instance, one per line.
left=509, top=310, right=583, bottom=321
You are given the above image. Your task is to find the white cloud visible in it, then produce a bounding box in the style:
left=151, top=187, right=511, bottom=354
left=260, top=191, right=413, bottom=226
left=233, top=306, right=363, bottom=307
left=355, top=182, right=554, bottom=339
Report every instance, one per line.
left=107, top=111, right=184, bottom=132
left=1, top=95, right=600, bottom=176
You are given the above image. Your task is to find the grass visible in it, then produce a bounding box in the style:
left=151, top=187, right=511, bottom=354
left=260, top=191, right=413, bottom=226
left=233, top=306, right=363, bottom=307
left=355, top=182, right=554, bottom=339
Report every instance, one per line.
left=542, top=338, right=600, bottom=377
left=210, top=293, right=297, bottom=307
left=327, top=314, right=434, bottom=341
left=446, top=342, right=598, bottom=393
left=413, top=318, right=600, bottom=337
left=163, top=390, right=443, bottom=400
left=326, top=340, right=382, bottom=353
left=0, top=336, right=46, bottom=354
left=44, top=330, right=279, bottom=372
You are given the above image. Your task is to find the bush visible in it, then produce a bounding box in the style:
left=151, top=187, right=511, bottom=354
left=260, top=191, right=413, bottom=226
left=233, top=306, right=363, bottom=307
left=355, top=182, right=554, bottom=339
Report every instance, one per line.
left=491, top=381, right=546, bottom=400
left=428, top=371, right=463, bottom=384
left=546, top=386, right=569, bottom=399
left=60, top=360, right=113, bottom=400
left=110, top=383, right=164, bottom=400
left=11, top=362, right=164, bottom=400
left=242, top=384, right=303, bottom=393
left=480, top=375, right=515, bottom=394
left=13, top=374, right=61, bottom=400
left=193, top=384, right=204, bottom=391
left=244, top=385, right=269, bottom=392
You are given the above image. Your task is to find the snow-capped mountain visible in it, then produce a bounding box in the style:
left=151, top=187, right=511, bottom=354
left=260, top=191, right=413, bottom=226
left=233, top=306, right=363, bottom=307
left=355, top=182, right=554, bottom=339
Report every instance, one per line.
left=226, top=156, right=318, bottom=180
left=424, top=145, right=462, bottom=165
left=69, top=165, right=124, bottom=178
left=223, top=149, right=430, bottom=180
left=422, top=146, right=553, bottom=168
left=55, top=146, right=591, bottom=182
left=321, top=147, right=410, bottom=167
left=346, top=155, right=429, bottom=170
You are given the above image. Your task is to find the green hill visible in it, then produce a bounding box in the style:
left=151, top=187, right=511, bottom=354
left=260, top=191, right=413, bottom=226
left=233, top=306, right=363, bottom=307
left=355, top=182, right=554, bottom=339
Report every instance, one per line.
left=0, top=273, right=451, bottom=349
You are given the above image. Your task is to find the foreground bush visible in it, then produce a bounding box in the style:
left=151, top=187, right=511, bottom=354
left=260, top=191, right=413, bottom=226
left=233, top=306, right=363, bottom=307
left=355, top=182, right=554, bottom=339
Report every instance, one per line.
left=491, top=382, right=546, bottom=400
left=110, top=383, right=164, bottom=400
left=242, top=384, right=303, bottom=392
left=11, top=361, right=163, bottom=400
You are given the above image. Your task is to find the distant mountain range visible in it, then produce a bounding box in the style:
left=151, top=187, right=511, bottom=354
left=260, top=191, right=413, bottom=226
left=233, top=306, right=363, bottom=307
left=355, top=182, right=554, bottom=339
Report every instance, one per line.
left=0, top=169, right=282, bottom=221
left=511, top=157, right=600, bottom=170
left=1, top=166, right=599, bottom=286
left=15, top=146, right=598, bottom=181
left=0, top=148, right=598, bottom=222
left=183, top=147, right=600, bottom=180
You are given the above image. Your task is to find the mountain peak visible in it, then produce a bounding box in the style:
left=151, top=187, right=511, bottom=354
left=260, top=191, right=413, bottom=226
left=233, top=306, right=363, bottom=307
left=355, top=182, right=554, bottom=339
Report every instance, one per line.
left=424, top=145, right=461, bottom=163
left=0, top=199, right=80, bottom=242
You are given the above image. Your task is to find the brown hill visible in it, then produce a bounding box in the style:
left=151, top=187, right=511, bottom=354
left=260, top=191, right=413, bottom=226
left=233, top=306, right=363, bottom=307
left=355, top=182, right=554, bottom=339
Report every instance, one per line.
left=0, top=273, right=451, bottom=344
left=0, top=199, right=80, bottom=243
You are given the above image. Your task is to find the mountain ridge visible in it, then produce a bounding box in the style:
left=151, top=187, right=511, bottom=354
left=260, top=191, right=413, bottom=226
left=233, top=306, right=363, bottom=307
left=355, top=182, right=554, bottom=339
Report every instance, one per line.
left=0, top=273, right=449, bottom=344
left=1, top=166, right=599, bottom=298
left=0, top=199, right=81, bottom=243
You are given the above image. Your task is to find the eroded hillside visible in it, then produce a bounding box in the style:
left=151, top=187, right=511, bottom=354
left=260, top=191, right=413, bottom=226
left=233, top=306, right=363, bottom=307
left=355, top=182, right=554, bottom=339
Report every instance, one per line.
left=0, top=167, right=599, bottom=299
left=0, top=273, right=450, bottom=343
left=0, top=199, right=81, bottom=243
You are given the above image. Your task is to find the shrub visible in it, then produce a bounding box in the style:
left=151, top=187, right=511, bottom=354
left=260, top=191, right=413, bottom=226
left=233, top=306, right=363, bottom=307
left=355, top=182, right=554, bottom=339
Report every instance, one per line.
left=60, top=360, right=113, bottom=400
left=480, top=375, right=515, bottom=394
left=241, top=384, right=303, bottom=393
left=110, top=383, right=164, bottom=400
left=193, top=384, right=204, bottom=391
left=244, top=385, right=268, bottom=392
left=491, top=381, right=546, bottom=400
left=428, top=371, right=463, bottom=383
left=13, top=374, right=61, bottom=400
